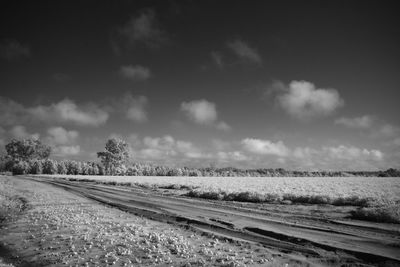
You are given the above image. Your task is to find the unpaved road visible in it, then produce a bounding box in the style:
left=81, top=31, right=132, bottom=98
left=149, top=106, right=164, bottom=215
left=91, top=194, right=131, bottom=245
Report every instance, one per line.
left=1, top=175, right=400, bottom=266
left=28, top=175, right=400, bottom=266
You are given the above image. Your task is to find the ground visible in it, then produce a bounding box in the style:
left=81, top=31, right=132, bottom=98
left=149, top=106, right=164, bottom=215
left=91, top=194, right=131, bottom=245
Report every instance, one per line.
left=0, top=175, right=313, bottom=267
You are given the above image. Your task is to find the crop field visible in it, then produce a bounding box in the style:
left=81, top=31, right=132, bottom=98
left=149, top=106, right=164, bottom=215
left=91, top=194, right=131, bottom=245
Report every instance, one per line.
left=38, top=174, right=400, bottom=205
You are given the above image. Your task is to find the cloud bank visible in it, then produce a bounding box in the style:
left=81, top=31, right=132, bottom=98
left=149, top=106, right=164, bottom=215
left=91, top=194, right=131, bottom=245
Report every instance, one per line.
left=0, top=96, right=109, bottom=127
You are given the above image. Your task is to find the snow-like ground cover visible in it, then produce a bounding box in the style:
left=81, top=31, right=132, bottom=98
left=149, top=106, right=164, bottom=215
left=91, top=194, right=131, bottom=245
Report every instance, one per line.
left=2, top=176, right=297, bottom=266
left=40, top=175, right=400, bottom=204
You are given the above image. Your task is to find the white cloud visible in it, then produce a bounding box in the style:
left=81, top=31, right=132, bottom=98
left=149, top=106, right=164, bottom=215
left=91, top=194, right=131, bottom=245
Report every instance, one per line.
left=9, top=125, right=40, bottom=140
left=181, top=99, right=231, bottom=130
left=0, top=96, right=27, bottom=126
left=28, top=99, right=109, bottom=126
left=393, top=138, right=400, bottom=146
left=116, top=9, right=167, bottom=50
left=227, top=40, right=262, bottom=64
left=335, top=115, right=373, bottom=129
left=376, top=124, right=399, bottom=137
left=119, top=65, right=151, bottom=81
left=241, top=138, right=289, bottom=157
left=0, top=39, right=30, bottom=60
left=324, top=145, right=383, bottom=161
left=53, top=145, right=81, bottom=156
left=211, top=51, right=224, bottom=68
left=139, top=135, right=200, bottom=160
left=0, top=96, right=109, bottom=127
left=122, top=94, right=148, bottom=122
left=217, top=151, right=248, bottom=162
left=45, top=126, right=78, bottom=145
left=181, top=99, right=217, bottom=124
left=143, top=135, right=175, bottom=150
left=277, top=80, right=344, bottom=120
left=216, top=121, right=231, bottom=131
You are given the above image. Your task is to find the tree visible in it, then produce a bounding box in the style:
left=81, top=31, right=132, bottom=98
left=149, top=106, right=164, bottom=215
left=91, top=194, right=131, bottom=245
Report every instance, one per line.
left=42, top=159, right=58, bottom=174
left=97, top=138, right=130, bottom=175
left=5, top=139, right=51, bottom=162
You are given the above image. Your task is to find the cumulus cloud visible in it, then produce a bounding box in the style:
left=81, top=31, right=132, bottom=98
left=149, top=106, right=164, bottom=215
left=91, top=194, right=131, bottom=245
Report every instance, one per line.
left=216, top=121, right=231, bottom=131
left=121, top=94, right=148, bottom=122
left=9, top=125, right=40, bottom=140
left=211, top=51, right=224, bottom=68
left=181, top=99, right=217, bottom=124
left=137, top=135, right=209, bottom=161
left=0, top=96, right=27, bottom=125
left=45, top=126, right=78, bottom=145
left=217, top=151, right=248, bottom=162
left=375, top=124, right=400, bottom=138
left=114, top=9, right=167, bottom=53
left=0, top=39, right=30, bottom=60
left=335, top=115, right=373, bottom=129
left=241, top=138, right=289, bottom=157
left=53, top=145, right=81, bottom=156
left=324, top=145, right=383, bottom=161
left=119, top=65, right=151, bottom=81
left=181, top=99, right=231, bottom=130
left=28, top=99, right=109, bottom=126
left=238, top=137, right=384, bottom=170
left=393, top=138, right=400, bottom=146
left=276, top=80, right=344, bottom=120
left=227, top=39, right=262, bottom=64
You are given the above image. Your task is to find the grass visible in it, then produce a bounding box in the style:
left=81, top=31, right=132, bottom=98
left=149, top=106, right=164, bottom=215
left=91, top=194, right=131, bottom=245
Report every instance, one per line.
left=185, top=189, right=376, bottom=207
left=350, top=205, right=400, bottom=223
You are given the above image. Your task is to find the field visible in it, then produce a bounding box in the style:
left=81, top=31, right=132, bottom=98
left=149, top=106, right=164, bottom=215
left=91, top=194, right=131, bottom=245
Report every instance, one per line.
left=38, top=174, right=400, bottom=205
left=1, top=174, right=400, bottom=266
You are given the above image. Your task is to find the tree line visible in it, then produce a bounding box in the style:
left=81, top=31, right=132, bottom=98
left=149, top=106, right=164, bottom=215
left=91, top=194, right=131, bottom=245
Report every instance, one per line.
left=0, top=138, right=399, bottom=177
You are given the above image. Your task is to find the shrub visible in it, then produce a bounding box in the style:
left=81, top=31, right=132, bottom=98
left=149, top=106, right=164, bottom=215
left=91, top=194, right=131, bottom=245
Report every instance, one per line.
left=350, top=205, right=400, bottom=223
left=65, top=160, right=82, bottom=175
left=43, top=159, right=58, bottom=174
left=12, top=161, right=30, bottom=175
left=81, top=162, right=90, bottom=175
left=29, top=160, right=43, bottom=174
left=57, top=161, right=67, bottom=174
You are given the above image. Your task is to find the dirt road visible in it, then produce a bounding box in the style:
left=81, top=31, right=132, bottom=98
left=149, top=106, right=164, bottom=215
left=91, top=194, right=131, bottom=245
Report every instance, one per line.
left=27, top=176, right=400, bottom=266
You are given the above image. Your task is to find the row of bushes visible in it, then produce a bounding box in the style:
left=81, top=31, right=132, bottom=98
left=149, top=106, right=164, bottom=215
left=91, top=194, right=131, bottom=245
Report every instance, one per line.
left=9, top=159, right=104, bottom=175
left=2, top=158, right=400, bottom=177
left=3, top=159, right=205, bottom=176
left=185, top=189, right=376, bottom=207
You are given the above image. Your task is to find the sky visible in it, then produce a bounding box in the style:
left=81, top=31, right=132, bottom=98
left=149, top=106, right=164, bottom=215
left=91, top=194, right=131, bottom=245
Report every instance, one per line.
left=0, top=0, right=399, bottom=171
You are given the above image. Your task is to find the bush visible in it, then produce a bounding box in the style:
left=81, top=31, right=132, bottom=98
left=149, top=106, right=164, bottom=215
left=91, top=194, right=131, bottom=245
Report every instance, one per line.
left=12, top=161, right=30, bottom=175
left=43, top=159, right=58, bottom=174
left=81, top=162, right=90, bottom=175
left=350, top=205, right=400, bottom=223
left=29, top=160, right=43, bottom=174
left=65, top=160, right=82, bottom=175
left=57, top=161, right=67, bottom=174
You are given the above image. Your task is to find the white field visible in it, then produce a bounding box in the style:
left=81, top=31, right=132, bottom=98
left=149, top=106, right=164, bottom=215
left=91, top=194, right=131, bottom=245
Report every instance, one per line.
left=38, top=175, right=400, bottom=203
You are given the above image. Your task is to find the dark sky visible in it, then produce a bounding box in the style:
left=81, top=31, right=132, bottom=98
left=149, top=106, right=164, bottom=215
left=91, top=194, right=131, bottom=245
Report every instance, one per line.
left=1, top=0, right=399, bottom=170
